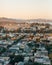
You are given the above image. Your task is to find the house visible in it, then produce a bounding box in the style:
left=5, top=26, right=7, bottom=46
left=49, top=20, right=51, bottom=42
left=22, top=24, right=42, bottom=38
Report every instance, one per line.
left=34, top=55, right=51, bottom=65
left=24, top=57, right=29, bottom=63
left=0, top=57, right=10, bottom=65
left=17, top=62, right=24, bottom=65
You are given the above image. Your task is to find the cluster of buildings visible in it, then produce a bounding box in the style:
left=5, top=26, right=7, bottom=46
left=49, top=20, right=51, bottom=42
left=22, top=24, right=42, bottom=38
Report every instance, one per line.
left=0, top=22, right=52, bottom=65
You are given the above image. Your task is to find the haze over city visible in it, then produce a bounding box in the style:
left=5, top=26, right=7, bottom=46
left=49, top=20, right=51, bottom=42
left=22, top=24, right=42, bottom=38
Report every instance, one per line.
left=0, top=0, right=52, bottom=19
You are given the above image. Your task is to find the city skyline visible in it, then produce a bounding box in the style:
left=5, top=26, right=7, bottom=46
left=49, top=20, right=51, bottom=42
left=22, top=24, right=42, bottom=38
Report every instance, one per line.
left=0, top=0, right=52, bottom=19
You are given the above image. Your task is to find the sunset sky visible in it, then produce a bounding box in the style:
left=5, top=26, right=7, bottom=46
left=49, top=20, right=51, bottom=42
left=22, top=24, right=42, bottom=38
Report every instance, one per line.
left=0, top=0, right=52, bottom=19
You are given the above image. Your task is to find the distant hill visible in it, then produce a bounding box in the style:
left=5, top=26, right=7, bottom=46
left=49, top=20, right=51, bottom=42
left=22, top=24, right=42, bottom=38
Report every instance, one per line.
left=0, top=17, right=25, bottom=23
left=0, top=17, right=52, bottom=23
left=0, top=17, right=52, bottom=29
left=0, top=17, right=27, bottom=29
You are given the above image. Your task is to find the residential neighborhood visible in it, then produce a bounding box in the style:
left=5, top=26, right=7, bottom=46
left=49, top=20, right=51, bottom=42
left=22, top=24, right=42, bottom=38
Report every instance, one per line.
left=0, top=21, right=52, bottom=65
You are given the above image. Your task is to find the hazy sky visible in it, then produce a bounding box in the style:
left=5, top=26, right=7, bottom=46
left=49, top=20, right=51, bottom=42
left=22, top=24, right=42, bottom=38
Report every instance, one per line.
left=0, top=0, right=52, bottom=19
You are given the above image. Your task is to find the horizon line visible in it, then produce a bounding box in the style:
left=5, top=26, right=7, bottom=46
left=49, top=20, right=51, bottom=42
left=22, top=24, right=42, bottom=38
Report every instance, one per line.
left=0, top=17, right=52, bottom=20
